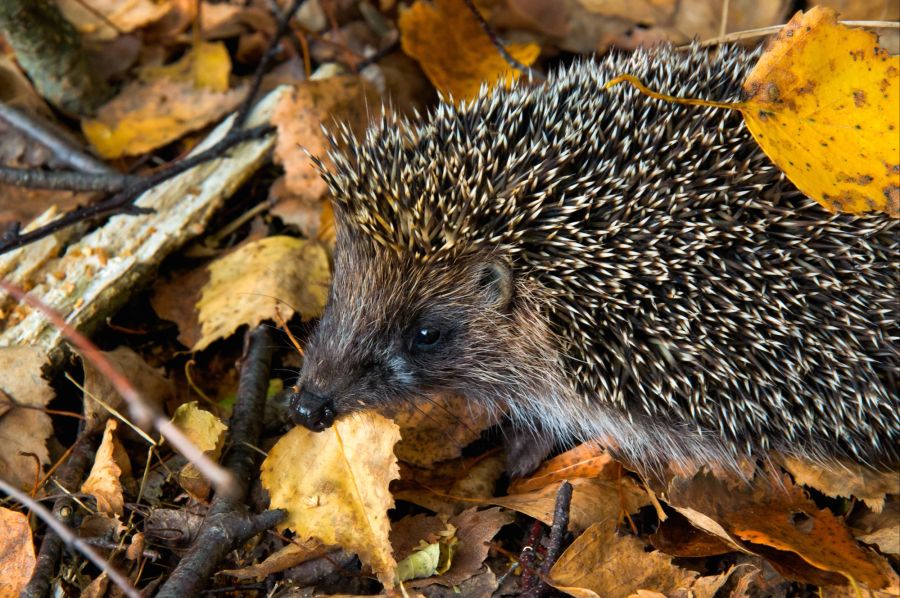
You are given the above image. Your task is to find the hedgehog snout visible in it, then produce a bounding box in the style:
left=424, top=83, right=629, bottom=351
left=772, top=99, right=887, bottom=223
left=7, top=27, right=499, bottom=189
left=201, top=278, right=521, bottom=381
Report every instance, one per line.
left=289, top=386, right=336, bottom=432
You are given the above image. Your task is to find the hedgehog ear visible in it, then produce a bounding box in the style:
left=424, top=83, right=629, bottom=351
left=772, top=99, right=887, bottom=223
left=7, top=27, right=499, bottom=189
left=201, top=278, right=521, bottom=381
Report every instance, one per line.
left=477, top=261, right=514, bottom=311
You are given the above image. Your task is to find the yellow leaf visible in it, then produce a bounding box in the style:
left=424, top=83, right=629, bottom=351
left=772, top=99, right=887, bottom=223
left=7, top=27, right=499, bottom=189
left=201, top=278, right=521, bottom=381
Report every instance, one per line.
left=81, top=419, right=130, bottom=517
left=741, top=8, right=900, bottom=215
left=171, top=402, right=228, bottom=500
left=141, top=41, right=232, bottom=92
left=261, top=413, right=401, bottom=587
left=194, top=236, right=330, bottom=351
left=398, top=0, right=540, bottom=101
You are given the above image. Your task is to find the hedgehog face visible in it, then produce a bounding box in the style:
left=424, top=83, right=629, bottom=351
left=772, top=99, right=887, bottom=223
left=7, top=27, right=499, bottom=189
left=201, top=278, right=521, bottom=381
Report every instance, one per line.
left=289, top=230, right=572, bottom=433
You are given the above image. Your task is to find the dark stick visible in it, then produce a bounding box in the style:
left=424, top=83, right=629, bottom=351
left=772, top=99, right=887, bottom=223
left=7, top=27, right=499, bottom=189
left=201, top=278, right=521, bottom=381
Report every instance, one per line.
left=0, top=103, right=114, bottom=175
left=522, top=480, right=573, bottom=598
left=460, top=0, right=540, bottom=80
left=0, top=165, right=136, bottom=192
left=0, top=124, right=274, bottom=254
left=22, top=433, right=98, bottom=598
left=232, top=0, right=306, bottom=131
left=518, top=519, right=544, bottom=594
left=155, top=325, right=285, bottom=598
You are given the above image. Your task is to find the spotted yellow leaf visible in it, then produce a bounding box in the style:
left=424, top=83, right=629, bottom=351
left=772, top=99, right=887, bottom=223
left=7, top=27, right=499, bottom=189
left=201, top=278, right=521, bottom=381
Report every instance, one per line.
left=741, top=7, right=900, bottom=216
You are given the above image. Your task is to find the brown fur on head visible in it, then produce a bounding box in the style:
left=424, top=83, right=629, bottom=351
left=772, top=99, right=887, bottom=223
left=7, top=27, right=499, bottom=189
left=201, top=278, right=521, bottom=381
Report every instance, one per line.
left=290, top=222, right=577, bottom=441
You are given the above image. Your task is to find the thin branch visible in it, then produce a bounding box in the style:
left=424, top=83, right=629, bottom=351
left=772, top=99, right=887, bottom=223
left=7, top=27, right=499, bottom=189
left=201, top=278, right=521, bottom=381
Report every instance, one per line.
left=0, top=103, right=115, bottom=175
left=0, top=124, right=273, bottom=255
left=0, top=477, right=140, bottom=598
left=156, top=325, right=285, bottom=598
left=232, top=0, right=306, bottom=131
left=0, top=165, right=135, bottom=192
left=694, top=19, right=900, bottom=47
left=460, top=0, right=541, bottom=81
left=0, top=281, right=237, bottom=495
left=521, top=480, right=573, bottom=598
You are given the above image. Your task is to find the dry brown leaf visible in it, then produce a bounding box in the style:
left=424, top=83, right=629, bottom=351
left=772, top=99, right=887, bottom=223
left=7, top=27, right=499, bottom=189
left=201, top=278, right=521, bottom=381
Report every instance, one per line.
left=781, top=455, right=899, bottom=513
left=0, top=346, right=53, bottom=490
left=393, top=452, right=507, bottom=516
left=81, top=346, right=173, bottom=432
left=261, top=413, right=401, bottom=587
left=494, top=477, right=649, bottom=533
left=170, top=401, right=227, bottom=500
left=81, top=418, right=130, bottom=517
left=0, top=506, right=36, bottom=596
left=220, top=539, right=329, bottom=580
left=193, top=236, right=330, bottom=351
left=649, top=509, right=737, bottom=557
left=272, top=76, right=380, bottom=200
left=58, top=0, right=171, bottom=40
left=667, top=473, right=892, bottom=589
left=508, top=441, right=616, bottom=494
left=393, top=394, right=493, bottom=468
left=399, top=0, right=540, bottom=101
left=548, top=522, right=700, bottom=598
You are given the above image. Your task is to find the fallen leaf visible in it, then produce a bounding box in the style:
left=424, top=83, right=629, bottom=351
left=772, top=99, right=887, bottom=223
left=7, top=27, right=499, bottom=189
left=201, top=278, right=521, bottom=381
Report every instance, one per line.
left=170, top=401, right=227, bottom=500
left=667, top=473, right=892, bottom=589
left=398, top=0, right=540, bottom=101
left=548, top=522, right=700, bottom=598
left=851, top=496, right=900, bottom=555
left=393, top=394, right=493, bottom=468
left=81, top=346, right=173, bottom=432
left=393, top=452, right=506, bottom=516
left=82, top=41, right=244, bottom=158
left=193, top=236, right=330, bottom=351
left=740, top=7, right=900, bottom=215
left=0, top=346, right=53, bottom=490
left=780, top=455, right=899, bottom=513
left=0, top=506, right=36, bottom=596
left=81, top=418, right=131, bottom=517
left=220, top=539, right=329, bottom=580
left=508, top=441, right=617, bottom=494
left=494, top=477, right=649, bottom=533
left=272, top=76, right=380, bottom=199
left=58, top=0, right=171, bottom=40
left=261, top=413, right=401, bottom=587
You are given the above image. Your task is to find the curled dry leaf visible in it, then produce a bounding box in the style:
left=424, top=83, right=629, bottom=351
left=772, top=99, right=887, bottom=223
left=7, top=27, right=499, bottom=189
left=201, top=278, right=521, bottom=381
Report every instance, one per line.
left=170, top=401, right=227, bottom=500
left=220, top=538, right=329, bottom=580
left=508, top=441, right=616, bottom=494
left=0, top=506, right=37, bottom=597
left=58, top=0, right=171, bottom=40
left=393, top=452, right=507, bottom=516
left=260, top=413, right=401, bottom=587
left=81, top=418, right=131, bottom=517
left=741, top=7, right=899, bottom=215
left=0, top=346, right=53, bottom=490
left=193, top=236, right=330, bottom=351
left=398, top=0, right=540, bottom=101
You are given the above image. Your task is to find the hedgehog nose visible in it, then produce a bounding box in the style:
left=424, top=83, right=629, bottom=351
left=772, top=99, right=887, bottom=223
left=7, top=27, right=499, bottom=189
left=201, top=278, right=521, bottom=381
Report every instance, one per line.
left=289, top=387, right=336, bottom=432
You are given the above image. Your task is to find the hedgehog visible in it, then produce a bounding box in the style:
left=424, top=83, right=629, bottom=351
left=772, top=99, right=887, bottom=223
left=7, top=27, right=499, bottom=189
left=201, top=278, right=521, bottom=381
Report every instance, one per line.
left=288, top=44, right=899, bottom=477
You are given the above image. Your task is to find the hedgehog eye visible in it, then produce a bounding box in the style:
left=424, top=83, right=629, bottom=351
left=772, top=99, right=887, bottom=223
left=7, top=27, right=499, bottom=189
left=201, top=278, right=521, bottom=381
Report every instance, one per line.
left=410, top=327, right=442, bottom=352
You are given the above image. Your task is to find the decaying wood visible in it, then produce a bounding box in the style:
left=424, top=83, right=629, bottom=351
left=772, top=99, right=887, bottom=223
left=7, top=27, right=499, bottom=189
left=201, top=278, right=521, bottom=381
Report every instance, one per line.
left=0, top=86, right=290, bottom=360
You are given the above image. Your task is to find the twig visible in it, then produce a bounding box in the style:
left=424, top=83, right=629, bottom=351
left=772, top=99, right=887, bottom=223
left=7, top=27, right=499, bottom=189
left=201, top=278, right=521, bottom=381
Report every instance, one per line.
left=354, top=39, right=400, bottom=73
left=0, top=281, right=237, bottom=495
left=693, top=19, right=900, bottom=47
left=21, top=433, right=98, bottom=598
left=0, top=124, right=274, bottom=254
left=521, top=481, right=573, bottom=598
left=518, top=520, right=544, bottom=595
left=0, top=165, right=136, bottom=192
left=0, top=103, right=114, bottom=174
left=460, top=0, right=540, bottom=81
left=0, top=477, right=140, bottom=598
left=232, top=0, right=306, bottom=131
left=156, top=325, right=286, bottom=598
